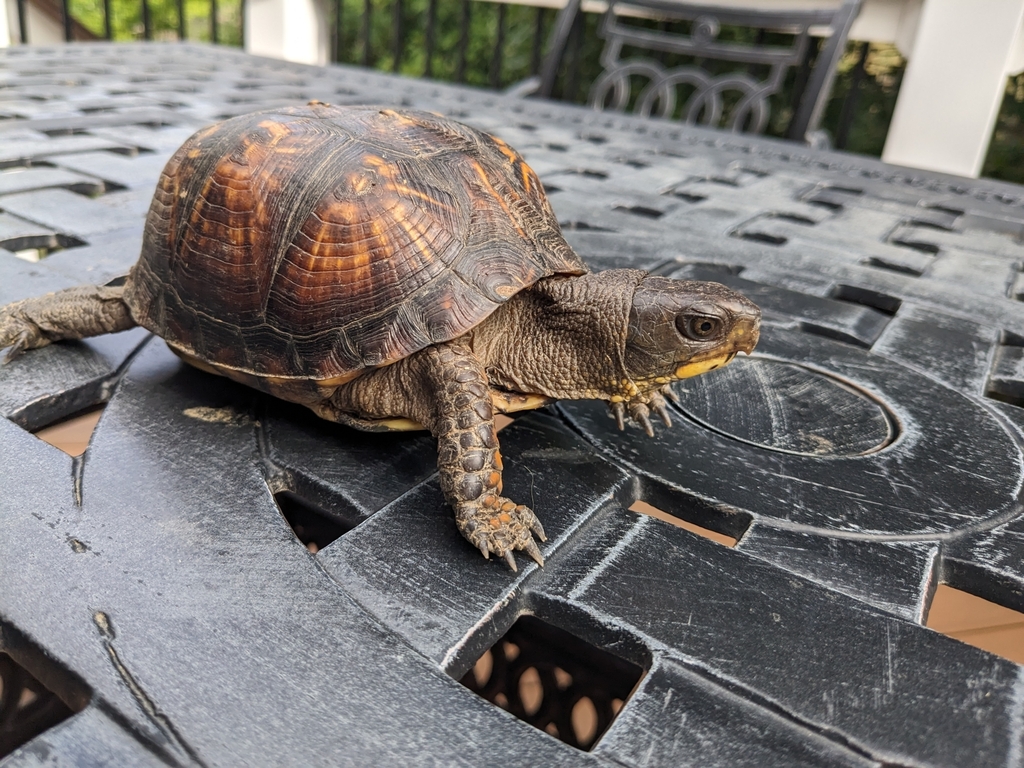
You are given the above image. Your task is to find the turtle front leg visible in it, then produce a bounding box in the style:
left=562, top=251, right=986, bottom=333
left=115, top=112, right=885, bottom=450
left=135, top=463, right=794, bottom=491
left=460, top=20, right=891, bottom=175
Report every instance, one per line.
left=423, top=341, right=546, bottom=570
left=0, top=284, right=136, bottom=362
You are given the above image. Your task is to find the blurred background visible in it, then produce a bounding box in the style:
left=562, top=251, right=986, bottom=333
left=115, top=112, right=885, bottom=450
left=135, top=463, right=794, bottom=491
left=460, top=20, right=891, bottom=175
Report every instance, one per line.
left=4, top=0, right=1024, bottom=183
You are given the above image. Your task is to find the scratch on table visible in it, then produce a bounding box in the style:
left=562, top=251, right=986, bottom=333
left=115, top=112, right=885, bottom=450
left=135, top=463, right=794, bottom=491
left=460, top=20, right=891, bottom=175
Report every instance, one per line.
left=73, top=334, right=154, bottom=508
left=93, top=611, right=207, bottom=767
left=440, top=588, right=521, bottom=673
left=1008, top=666, right=1023, bottom=768
left=769, top=472, right=869, bottom=498
left=884, top=621, right=895, bottom=696
left=569, top=515, right=648, bottom=601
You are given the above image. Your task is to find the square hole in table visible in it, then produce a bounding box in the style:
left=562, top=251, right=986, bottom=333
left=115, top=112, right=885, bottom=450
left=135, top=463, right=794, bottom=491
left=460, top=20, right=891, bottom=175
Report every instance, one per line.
left=31, top=404, right=105, bottom=457
left=273, top=491, right=352, bottom=554
left=926, top=584, right=1024, bottom=665
left=459, top=615, right=644, bottom=751
left=629, top=500, right=738, bottom=547
left=0, top=652, right=77, bottom=759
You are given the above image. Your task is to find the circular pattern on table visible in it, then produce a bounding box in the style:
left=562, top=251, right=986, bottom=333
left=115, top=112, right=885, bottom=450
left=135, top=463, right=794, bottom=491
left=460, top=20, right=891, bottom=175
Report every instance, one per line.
left=673, top=358, right=896, bottom=457
left=558, top=330, right=1024, bottom=538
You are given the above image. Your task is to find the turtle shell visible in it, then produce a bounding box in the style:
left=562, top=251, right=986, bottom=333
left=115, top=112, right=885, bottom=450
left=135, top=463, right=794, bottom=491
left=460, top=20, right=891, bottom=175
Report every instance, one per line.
left=124, top=103, right=587, bottom=394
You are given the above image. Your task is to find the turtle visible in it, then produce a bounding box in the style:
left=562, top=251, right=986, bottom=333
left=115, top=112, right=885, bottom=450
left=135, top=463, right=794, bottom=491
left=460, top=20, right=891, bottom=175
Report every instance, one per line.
left=0, top=103, right=760, bottom=570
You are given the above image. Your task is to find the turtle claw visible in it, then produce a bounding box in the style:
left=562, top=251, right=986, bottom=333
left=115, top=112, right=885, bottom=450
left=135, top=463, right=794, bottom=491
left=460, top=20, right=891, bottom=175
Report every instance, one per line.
left=456, top=498, right=546, bottom=570
left=528, top=514, right=547, bottom=542
left=649, top=392, right=672, bottom=428
left=523, top=538, right=545, bottom=567
left=3, top=333, right=28, bottom=364
left=660, top=384, right=679, bottom=404
left=629, top=401, right=655, bottom=437
left=609, top=400, right=626, bottom=431
left=0, top=311, right=48, bottom=364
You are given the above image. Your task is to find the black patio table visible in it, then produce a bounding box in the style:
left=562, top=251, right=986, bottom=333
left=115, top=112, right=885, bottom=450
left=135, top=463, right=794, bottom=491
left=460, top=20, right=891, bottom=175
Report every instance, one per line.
left=2, top=43, right=1024, bottom=767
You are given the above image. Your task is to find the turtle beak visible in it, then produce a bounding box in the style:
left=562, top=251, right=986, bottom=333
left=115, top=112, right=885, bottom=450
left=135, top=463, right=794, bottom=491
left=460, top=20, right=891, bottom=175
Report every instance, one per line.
left=726, top=304, right=760, bottom=356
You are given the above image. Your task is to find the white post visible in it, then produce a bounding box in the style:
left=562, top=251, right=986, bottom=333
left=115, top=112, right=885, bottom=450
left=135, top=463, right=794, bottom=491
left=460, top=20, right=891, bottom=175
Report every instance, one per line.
left=245, top=0, right=329, bottom=66
left=881, top=0, right=1024, bottom=178
left=1, top=0, right=15, bottom=46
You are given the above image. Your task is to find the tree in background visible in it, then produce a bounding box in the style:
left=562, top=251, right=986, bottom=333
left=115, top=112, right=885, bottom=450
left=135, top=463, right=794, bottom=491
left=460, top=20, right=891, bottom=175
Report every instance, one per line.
left=70, top=0, right=241, bottom=44
left=983, top=72, right=1024, bottom=185
left=56, top=0, right=1023, bottom=184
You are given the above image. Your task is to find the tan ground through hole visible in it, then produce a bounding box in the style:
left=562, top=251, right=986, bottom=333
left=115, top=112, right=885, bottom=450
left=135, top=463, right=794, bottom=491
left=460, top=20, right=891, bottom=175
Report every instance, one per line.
left=494, top=414, right=514, bottom=432
left=926, top=584, right=1024, bottom=664
left=628, top=500, right=738, bottom=547
left=32, top=406, right=106, bottom=457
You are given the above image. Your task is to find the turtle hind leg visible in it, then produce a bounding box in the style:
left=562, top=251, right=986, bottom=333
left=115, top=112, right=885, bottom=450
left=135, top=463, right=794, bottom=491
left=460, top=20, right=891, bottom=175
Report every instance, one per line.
left=0, top=283, right=136, bottom=363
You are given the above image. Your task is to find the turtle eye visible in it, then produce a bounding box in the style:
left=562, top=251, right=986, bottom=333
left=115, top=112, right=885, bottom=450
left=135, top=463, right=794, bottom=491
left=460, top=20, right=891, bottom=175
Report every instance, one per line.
left=677, top=314, right=722, bottom=340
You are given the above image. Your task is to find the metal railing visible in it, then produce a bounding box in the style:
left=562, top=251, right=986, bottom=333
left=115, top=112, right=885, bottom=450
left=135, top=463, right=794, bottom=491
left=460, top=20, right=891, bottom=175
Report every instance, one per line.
left=333, top=0, right=555, bottom=89
left=9, top=0, right=902, bottom=152
left=13, top=0, right=238, bottom=45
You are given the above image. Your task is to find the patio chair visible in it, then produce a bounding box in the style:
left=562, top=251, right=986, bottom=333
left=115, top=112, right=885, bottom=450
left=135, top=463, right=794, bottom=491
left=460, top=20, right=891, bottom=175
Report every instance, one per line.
left=513, top=0, right=862, bottom=146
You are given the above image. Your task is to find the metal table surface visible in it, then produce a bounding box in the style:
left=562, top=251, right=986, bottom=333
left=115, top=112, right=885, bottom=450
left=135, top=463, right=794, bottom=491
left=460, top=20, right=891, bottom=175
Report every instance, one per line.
left=1, top=43, right=1024, bottom=767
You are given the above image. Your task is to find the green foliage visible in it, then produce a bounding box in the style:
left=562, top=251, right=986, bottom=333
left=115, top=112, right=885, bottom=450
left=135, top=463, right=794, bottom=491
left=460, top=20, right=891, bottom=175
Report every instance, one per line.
left=65, top=0, right=1024, bottom=185
left=981, top=73, right=1024, bottom=185
left=332, top=0, right=553, bottom=88
left=69, top=0, right=240, bottom=44
left=340, top=6, right=909, bottom=153
left=818, top=43, right=905, bottom=156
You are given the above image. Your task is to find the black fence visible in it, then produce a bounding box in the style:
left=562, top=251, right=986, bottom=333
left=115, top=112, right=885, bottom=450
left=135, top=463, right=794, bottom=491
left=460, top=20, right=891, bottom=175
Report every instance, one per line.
left=11, top=0, right=905, bottom=154
left=13, top=0, right=237, bottom=45
left=337, top=0, right=553, bottom=89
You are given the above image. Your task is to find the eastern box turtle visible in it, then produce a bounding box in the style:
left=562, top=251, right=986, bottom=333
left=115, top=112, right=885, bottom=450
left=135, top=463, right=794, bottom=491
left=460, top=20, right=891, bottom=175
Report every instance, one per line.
left=0, top=103, right=760, bottom=569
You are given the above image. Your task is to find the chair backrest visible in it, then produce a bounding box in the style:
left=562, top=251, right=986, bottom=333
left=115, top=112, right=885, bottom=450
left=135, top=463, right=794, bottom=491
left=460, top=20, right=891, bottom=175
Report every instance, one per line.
left=540, top=0, right=861, bottom=143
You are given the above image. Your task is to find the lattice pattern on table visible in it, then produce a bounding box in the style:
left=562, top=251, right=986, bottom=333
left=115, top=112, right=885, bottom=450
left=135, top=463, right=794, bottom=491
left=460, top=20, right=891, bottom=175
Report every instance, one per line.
left=2, top=43, right=1024, bottom=768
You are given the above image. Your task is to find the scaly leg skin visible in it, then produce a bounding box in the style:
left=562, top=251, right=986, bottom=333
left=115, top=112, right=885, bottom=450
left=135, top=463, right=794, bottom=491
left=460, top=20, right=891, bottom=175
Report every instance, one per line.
left=424, top=341, right=546, bottom=571
left=0, top=284, right=136, bottom=363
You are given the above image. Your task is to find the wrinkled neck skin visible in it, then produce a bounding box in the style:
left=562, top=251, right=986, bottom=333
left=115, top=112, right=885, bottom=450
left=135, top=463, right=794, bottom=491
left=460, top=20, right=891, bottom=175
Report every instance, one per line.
left=468, top=269, right=644, bottom=401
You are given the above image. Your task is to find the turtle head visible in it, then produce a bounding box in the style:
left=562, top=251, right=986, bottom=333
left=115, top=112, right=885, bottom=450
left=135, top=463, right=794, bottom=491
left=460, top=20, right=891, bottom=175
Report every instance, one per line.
left=475, top=270, right=758, bottom=429
left=623, top=275, right=760, bottom=390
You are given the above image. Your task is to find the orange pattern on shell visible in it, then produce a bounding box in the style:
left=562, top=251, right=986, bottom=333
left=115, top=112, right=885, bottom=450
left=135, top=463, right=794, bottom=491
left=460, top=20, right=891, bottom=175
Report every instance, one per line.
left=125, top=104, right=587, bottom=382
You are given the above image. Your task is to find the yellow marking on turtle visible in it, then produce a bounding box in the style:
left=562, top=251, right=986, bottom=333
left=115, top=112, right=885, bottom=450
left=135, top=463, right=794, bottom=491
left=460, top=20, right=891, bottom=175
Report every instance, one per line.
left=379, top=108, right=419, bottom=127
left=361, top=152, right=453, bottom=213
left=487, top=135, right=541, bottom=197
left=466, top=159, right=527, bottom=240
left=390, top=199, right=435, bottom=260
left=490, top=136, right=520, bottom=165
left=348, top=171, right=375, bottom=195
left=675, top=352, right=734, bottom=379
left=171, top=347, right=363, bottom=405
left=491, top=390, right=552, bottom=413
left=390, top=182, right=452, bottom=211
left=368, top=417, right=424, bottom=431
left=365, top=214, right=388, bottom=264
left=327, top=200, right=377, bottom=270
left=257, top=119, right=295, bottom=143
left=521, top=164, right=537, bottom=195
left=362, top=152, right=401, bottom=179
